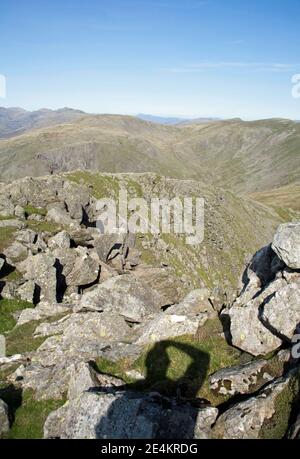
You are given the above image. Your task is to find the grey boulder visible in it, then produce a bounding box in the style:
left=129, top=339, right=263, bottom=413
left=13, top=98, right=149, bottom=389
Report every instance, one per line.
left=44, top=390, right=218, bottom=439
left=272, top=222, right=300, bottom=269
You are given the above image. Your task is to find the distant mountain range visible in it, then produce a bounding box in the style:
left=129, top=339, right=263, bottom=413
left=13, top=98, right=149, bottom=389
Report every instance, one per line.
left=136, top=113, right=220, bottom=125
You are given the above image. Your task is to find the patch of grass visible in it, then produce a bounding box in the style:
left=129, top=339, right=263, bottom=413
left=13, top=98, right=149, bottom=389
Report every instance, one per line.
left=5, top=320, right=46, bottom=356
left=0, top=227, right=16, bottom=252
left=5, top=313, right=69, bottom=356
left=24, top=205, right=47, bottom=217
left=67, top=171, right=119, bottom=199
left=95, top=357, right=134, bottom=384
left=0, top=299, right=35, bottom=334
left=0, top=268, right=22, bottom=282
left=125, top=178, right=144, bottom=198
left=5, top=389, right=65, bottom=439
left=0, top=215, right=15, bottom=221
left=26, top=220, right=61, bottom=234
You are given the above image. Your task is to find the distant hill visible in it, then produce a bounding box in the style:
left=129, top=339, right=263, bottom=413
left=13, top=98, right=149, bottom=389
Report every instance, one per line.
left=137, top=113, right=220, bottom=125
left=0, top=107, right=87, bottom=138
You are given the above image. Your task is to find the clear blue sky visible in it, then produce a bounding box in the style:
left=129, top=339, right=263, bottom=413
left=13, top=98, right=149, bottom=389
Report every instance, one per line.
left=1, top=0, right=300, bottom=119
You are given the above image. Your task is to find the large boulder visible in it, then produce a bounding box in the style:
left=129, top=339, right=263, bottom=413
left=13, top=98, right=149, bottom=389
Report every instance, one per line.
left=135, top=312, right=209, bottom=345
left=46, top=204, right=73, bottom=226
left=77, top=275, right=165, bottom=322
left=66, top=248, right=100, bottom=287
left=228, top=299, right=282, bottom=357
left=272, top=222, right=300, bottom=269
left=166, top=289, right=214, bottom=316
left=262, top=282, right=300, bottom=340
left=44, top=390, right=218, bottom=439
left=47, top=231, right=71, bottom=250
left=3, top=241, right=28, bottom=264
left=17, top=253, right=57, bottom=303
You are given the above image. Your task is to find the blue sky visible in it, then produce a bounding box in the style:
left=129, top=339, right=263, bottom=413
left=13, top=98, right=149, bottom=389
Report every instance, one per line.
left=1, top=0, right=300, bottom=119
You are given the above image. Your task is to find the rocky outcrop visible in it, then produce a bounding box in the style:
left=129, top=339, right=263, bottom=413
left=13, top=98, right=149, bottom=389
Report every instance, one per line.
left=226, top=224, right=300, bottom=356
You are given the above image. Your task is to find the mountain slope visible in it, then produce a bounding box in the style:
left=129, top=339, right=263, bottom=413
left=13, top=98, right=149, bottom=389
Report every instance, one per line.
left=0, top=114, right=299, bottom=200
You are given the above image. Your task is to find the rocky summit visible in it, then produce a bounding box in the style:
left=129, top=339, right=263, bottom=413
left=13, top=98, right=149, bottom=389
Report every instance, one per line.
left=0, top=171, right=299, bottom=440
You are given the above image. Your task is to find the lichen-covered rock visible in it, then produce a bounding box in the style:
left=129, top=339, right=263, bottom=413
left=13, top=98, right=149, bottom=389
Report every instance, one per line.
left=3, top=241, right=28, bottom=264
left=0, top=399, right=9, bottom=436
left=135, top=312, right=209, bottom=345
left=209, top=358, right=283, bottom=396
left=46, top=204, right=73, bottom=226
left=47, top=231, right=71, bottom=250
left=15, top=229, right=37, bottom=245
left=262, top=283, right=300, bottom=340
left=44, top=390, right=218, bottom=439
left=77, top=275, right=165, bottom=322
left=166, top=289, right=214, bottom=316
left=67, top=362, right=101, bottom=400
left=17, top=253, right=57, bottom=303
left=66, top=248, right=100, bottom=287
left=93, top=233, right=127, bottom=263
left=0, top=219, right=24, bottom=229
left=213, top=369, right=300, bottom=439
left=16, top=280, right=36, bottom=303
left=14, top=205, right=25, bottom=219
left=17, top=301, right=70, bottom=326
left=228, top=300, right=282, bottom=356
left=272, top=222, right=300, bottom=269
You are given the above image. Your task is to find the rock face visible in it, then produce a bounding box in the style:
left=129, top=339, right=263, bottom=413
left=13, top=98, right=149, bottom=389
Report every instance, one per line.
left=272, top=222, right=300, bottom=269
left=44, top=390, right=218, bottom=439
left=0, top=399, right=9, bottom=436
